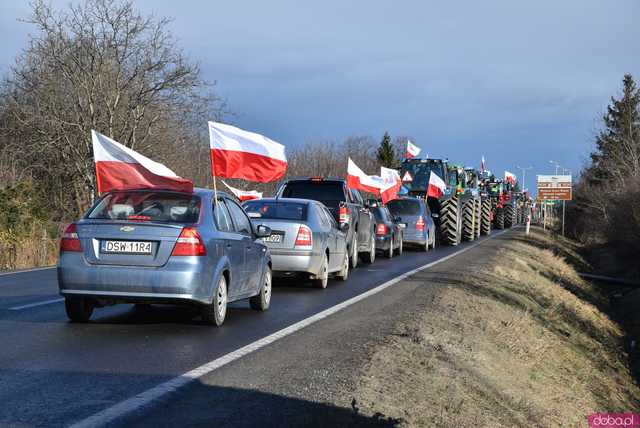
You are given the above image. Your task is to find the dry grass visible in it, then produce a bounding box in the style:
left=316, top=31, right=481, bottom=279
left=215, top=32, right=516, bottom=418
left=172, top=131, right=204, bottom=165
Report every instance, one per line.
left=0, top=223, right=58, bottom=270
left=354, top=227, right=640, bottom=427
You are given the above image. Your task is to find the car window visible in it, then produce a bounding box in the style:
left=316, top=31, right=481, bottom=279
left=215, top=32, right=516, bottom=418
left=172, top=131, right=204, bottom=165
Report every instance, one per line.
left=226, top=199, right=253, bottom=235
left=280, top=181, right=345, bottom=205
left=213, top=199, right=233, bottom=232
left=322, top=206, right=339, bottom=229
left=351, top=189, right=364, bottom=205
left=243, top=200, right=308, bottom=221
left=88, top=191, right=200, bottom=223
left=372, top=207, right=388, bottom=222
left=387, top=199, right=421, bottom=216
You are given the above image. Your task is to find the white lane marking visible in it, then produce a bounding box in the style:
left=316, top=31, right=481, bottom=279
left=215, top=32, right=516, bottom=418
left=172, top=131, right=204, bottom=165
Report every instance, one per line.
left=0, top=266, right=55, bottom=277
left=70, top=230, right=508, bottom=428
left=9, top=298, right=65, bottom=311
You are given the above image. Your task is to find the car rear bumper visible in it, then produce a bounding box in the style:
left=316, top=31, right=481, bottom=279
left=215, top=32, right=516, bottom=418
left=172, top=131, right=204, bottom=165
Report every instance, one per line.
left=269, top=249, right=322, bottom=275
left=57, top=253, right=213, bottom=305
left=375, top=235, right=392, bottom=251
left=403, top=232, right=427, bottom=245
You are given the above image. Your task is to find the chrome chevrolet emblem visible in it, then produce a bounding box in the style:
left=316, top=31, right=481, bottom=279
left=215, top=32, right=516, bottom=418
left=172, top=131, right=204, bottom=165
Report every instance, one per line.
left=120, top=226, right=135, bottom=232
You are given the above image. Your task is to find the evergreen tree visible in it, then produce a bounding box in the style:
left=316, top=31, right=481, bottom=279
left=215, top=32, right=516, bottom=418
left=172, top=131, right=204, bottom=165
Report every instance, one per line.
left=590, top=74, right=640, bottom=185
left=376, top=132, right=396, bottom=168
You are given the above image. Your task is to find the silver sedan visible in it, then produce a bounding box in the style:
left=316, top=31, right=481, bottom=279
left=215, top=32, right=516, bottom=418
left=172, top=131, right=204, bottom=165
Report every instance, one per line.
left=243, top=198, right=350, bottom=288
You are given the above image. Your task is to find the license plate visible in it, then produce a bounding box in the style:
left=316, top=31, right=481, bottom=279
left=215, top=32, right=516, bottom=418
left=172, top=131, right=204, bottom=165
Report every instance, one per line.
left=263, top=233, right=283, bottom=243
left=102, top=240, right=152, bottom=254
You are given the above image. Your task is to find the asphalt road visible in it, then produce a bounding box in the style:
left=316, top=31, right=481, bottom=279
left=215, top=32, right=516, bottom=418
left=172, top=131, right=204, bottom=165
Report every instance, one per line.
left=0, top=231, right=504, bottom=427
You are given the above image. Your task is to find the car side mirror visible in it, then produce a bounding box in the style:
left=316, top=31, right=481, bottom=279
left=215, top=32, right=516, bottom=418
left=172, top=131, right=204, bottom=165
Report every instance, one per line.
left=339, top=223, right=350, bottom=233
left=255, top=224, right=272, bottom=238
left=397, top=223, right=407, bottom=229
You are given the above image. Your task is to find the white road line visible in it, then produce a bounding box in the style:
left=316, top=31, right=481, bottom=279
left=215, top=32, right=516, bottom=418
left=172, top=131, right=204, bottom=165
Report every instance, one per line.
left=9, top=298, right=64, bottom=311
left=0, top=266, right=55, bottom=277
left=70, top=230, right=508, bottom=428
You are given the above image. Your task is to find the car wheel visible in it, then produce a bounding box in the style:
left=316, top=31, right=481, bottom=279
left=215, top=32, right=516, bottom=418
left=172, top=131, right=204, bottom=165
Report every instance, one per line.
left=362, top=234, right=376, bottom=264
left=202, top=275, right=228, bottom=326
left=397, top=234, right=403, bottom=256
left=349, top=235, right=358, bottom=269
left=386, top=235, right=394, bottom=258
left=423, top=232, right=430, bottom=252
left=65, top=297, right=93, bottom=323
left=312, top=254, right=329, bottom=289
left=335, top=251, right=349, bottom=281
left=250, top=267, right=272, bottom=311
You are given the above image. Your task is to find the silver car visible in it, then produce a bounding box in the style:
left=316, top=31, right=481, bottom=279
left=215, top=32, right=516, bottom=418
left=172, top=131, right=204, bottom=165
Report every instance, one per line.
left=243, top=198, right=350, bottom=289
left=57, top=189, right=273, bottom=326
left=387, top=197, right=436, bottom=251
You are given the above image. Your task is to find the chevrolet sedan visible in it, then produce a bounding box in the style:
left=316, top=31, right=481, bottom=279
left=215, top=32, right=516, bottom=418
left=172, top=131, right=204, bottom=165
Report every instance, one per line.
left=57, top=188, right=272, bottom=326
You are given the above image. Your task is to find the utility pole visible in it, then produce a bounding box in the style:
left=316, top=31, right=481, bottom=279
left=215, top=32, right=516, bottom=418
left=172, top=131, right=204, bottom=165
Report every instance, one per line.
left=516, top=165, right=533, bottom=192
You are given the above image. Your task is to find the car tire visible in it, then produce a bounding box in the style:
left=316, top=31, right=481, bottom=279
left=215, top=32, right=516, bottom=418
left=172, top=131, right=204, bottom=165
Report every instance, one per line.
left=312, top=254, right=329, bottom=289
left=202, top=275, right=228, bottom=326
left=349, top=235, right=358, bottom=269
left=250, top=267, right=272, bottom=311
left=335, top=251, right=349, bottom=281
left=362, top=234, right=376, bottom=264
left=65, top=297, right=93, bottom=323
left=423, top=232, right=430, bottom=252
left=386, top=235, right=394, bottom=258
left=396, top=234, right=403, bottom=256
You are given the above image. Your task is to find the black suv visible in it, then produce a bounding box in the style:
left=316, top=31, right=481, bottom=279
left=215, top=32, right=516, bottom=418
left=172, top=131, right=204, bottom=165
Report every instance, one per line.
left=276, top=178, right=376, bottom=267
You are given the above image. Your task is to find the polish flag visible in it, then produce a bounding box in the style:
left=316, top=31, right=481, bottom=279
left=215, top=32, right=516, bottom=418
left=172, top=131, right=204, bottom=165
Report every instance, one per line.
left=380, top=167, right=401, bottom=203
left=406, top=140, right=421, bottom=158
left=92, top=130, right=193, bottom=194
left=427, top=171, right=446, bottom=198
left=209, top=121, right=287, bottom=182
left=221, top=180, right=262, bottom=201
left=347, top=158, right=383, bottom=195
left=504, top=171, right=517, bottom=184
left=481, top=156, right=486, bottom=173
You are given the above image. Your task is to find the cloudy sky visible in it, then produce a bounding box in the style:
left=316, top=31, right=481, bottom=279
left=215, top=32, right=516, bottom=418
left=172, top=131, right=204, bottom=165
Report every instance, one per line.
left=1, top=0, right=638, bottom=191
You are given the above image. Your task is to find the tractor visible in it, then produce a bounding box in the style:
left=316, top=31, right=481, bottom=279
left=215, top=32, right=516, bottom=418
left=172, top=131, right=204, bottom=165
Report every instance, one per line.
left=399, top=158, right=478, bottom=245
left=480, top=175, right=516, bottom=229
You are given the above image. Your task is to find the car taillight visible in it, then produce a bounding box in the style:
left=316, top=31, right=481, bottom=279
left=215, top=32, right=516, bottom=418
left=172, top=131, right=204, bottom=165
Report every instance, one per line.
left=339, top=206, right=350, bottom=224
left=294, top=225, right=313, bottom=249
left=376, top=224, right=388, bottom=235
left=416, top=216, right=425, bottom=231
left=171, top=227, right=207, bottom=256
left=60, top=223, right=82, bottom=252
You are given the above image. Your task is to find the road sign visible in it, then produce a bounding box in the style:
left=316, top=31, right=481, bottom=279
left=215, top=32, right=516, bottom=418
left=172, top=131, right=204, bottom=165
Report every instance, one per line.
left=537, top=175, right=572, bottom=201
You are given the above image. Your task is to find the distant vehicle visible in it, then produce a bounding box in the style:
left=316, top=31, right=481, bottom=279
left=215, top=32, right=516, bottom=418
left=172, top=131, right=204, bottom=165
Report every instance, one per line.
left=57, top=189, right=273, bottom=326
left=369, top=204, right=404, bottom=258
left=276, top=178, right=376, bottom=268
left=387, top=197, right=436, bottom=251
left=243, top=198, right=350, bottom=288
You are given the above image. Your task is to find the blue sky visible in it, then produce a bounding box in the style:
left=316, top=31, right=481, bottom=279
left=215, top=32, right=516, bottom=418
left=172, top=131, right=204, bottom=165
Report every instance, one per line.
left=1, top=1, right=639, bottom=192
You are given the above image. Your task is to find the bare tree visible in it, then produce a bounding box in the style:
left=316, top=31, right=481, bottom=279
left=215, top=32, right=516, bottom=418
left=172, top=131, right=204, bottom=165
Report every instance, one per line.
left=0, top=0, right=222, bottom=217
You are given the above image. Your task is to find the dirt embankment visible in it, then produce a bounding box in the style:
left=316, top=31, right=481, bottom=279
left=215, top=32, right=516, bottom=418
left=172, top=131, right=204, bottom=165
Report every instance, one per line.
left=353, top=228, right=640, bottom=427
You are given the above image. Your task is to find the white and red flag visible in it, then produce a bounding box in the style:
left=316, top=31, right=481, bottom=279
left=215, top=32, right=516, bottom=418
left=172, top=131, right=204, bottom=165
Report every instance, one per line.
left=406, top=140, right=421, bottom=159
left=91, top=130, right=193, bottom=194
left=347, top=158, right=384, bottom=195
left=481, top=156, right=486, bottom=173
left=504, top=170, right=517, bottom=184
left=380, top=167, right=401, bottom=203
left=208, top=121, right=287, bottom=182
left=427, top=171, right=446, bottom=198
left=221, top=180, right=262, bottom=201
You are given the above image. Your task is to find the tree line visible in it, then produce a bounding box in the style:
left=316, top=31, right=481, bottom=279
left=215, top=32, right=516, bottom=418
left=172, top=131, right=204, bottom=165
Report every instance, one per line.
left=0, top=0, right=411, bottom=269
left=566, top=74, right=640, bottom=260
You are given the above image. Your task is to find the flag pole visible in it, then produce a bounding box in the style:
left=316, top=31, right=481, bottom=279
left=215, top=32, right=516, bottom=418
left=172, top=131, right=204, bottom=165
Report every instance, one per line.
left=210, top=144, right=220, bottom=224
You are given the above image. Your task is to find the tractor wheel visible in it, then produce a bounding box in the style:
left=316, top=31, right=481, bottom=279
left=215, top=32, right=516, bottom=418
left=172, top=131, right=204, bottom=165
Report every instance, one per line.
left=480, top=199, right=492, bottom=235
left=474, top=199, right=481, bottom=239
left=462, top=199, right=475, bottom=241
left=495, top=207, right=505, bottom=229
left=504, top=205, right=515, bottom=228
left=440, top=196, right=462, bottom=246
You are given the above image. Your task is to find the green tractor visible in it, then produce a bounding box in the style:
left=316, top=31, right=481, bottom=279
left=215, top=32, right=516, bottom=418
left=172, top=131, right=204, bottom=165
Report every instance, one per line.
left=399, top=158, right=479, bottom=245
left=480, top=175, right=516, bottom=229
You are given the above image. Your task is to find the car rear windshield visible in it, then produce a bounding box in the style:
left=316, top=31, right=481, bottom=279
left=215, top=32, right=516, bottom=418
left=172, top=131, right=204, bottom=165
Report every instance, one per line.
left=280, top=181, right=345, bottom=206
left=243, top=201, right=308, bottom=221
left=87, top=191, right=201, bottom=223
left=387, top=199, right=421, bottom=216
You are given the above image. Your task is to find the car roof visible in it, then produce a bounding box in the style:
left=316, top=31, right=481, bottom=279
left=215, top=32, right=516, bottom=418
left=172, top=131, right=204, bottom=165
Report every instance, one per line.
left=283, top=177, right=345, bottom=183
